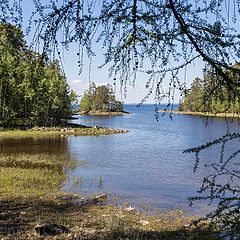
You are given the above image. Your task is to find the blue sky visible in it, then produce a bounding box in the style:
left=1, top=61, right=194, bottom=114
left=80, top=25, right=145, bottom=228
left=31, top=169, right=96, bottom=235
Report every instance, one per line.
left=20, top=0, right=205, bottom=104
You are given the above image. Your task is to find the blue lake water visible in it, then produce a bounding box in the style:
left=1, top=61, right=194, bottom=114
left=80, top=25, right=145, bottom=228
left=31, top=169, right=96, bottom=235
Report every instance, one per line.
left=1, top=104, right=239, bottom=215
left=64, top=104, right=240, bottom=214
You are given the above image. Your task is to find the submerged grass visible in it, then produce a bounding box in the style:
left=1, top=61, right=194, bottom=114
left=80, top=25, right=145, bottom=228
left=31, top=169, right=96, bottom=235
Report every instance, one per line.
left=0, top=153, right=75, bottom=197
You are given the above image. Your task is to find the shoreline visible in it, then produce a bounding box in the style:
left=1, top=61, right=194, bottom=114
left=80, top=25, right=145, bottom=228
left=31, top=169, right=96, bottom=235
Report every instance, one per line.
left=79, top=110, right=131, bottom=116
left=172, top=110, right=240, bottom=118
left=0, top=123, right=219, bottom=239
left=0, top=126, right=129, bottom=138
left=0, top=193, right=218, bottom=240
left=0, top=149, right=216, bottom=239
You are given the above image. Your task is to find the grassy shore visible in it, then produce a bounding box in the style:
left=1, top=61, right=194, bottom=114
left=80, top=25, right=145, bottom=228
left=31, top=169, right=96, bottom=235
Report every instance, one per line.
left=0, top=152, right=220, bottom=239
left=0, top=195, right=220, bottom=240
left=0, top=126, right=128, bottom=138
left=0, top=127, right=220, bottom=239
left=0, top=154, right=70, bottom=197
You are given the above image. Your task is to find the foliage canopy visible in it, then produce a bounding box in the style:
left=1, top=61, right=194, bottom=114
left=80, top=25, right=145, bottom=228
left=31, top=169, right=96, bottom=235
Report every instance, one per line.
left=2, top=0, right=240, bottom=103
left=0, top=23, right=73, bottom=126
left=179, top=64, right=240, bottom=114
left=80, top=82, right=124, bottom=112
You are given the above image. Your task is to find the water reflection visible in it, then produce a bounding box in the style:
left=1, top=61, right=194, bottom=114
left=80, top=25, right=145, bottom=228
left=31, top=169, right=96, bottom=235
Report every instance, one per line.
left=0, top=136, right=77, bottom=196
left=64, top=105, right=240, bottom=214
left=1, top=105, right=239, bottom=214
left=0, top=137, right=68, bottom=155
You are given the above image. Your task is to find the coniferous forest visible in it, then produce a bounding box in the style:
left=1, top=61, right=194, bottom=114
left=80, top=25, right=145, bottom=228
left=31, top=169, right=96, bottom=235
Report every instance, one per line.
left=0, top=23, right=74, bottom=127
left=179, top=64, right=240, bottom=114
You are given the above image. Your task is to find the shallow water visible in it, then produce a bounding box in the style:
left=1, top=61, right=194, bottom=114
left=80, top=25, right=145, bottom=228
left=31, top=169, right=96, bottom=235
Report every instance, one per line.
left=1, top=104, right=240, bottom=214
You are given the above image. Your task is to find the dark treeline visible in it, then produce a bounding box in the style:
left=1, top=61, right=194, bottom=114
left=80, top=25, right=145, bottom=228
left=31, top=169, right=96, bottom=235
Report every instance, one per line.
left=179, top=64, right=240, bottom=114
left=0, top=23, right=75, bottom=127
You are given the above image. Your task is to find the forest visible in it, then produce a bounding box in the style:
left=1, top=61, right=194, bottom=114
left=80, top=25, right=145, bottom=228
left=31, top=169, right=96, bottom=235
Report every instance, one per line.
left=0, top=23, right=74, bottom=127
left=179, top=64, right=240, bottom=114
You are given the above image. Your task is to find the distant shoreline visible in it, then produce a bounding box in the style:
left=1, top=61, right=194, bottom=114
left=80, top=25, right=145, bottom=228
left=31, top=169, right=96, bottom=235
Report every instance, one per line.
left=174, top=110, right=240, bottom=118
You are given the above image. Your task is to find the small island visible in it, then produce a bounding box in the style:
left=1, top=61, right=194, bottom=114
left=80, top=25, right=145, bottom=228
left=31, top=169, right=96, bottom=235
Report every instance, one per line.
left=79, top=82, right=128, bottom=116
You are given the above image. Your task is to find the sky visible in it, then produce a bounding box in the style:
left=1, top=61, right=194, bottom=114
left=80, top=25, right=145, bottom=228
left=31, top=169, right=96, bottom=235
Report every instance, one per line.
left=19, top=0, right=205, bottom=104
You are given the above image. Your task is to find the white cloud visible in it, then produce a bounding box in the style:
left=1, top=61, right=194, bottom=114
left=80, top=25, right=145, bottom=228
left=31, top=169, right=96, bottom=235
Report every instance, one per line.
left=70, top=79, right=83, bottom=85
left=69, top=79, right=89, bottom=98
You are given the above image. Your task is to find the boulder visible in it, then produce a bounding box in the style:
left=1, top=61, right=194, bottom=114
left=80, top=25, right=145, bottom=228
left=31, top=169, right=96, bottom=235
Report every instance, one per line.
left=124, top=206, right=136, bottom=212
left=93, top=194, right=107, bottom=202
left=35, top=221, right=70, bottom=236
left=138, top=220, right=149, bottom=226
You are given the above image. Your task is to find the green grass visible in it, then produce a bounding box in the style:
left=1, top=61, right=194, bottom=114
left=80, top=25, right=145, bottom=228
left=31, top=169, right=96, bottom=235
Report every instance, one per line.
left=0, top=126, right=128, bottom=138
left=0, top=153, right=76, bottom=197
left=80, top=111, right=126, bottom=116
left=0, top=167, right=63, bottom=196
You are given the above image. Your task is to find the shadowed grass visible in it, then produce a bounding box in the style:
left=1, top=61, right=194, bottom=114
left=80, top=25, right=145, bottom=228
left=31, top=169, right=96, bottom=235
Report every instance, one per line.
left=0, top=195, right=220, bottom=240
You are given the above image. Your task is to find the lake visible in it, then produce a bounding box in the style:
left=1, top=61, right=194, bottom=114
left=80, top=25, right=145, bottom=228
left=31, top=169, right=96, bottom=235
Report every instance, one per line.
left=1, top=104, right=239, bottom=215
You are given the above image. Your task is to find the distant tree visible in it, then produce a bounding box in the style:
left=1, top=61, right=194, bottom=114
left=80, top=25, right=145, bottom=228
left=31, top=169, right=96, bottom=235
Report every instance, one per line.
left=80, top=82, right=123, bottom=112
left=44, top=61, right=72, bottom=124
left=0, top=23, right=25, bottom=122
left=79, top=92, right=92, bottom=112
left=69, top=90, right=78, bottom=104
left=179, top=65, right=240, bottom=114
left=112, top=101, right=124, bottom=112
left=179, top=77, right=205, bottom=112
